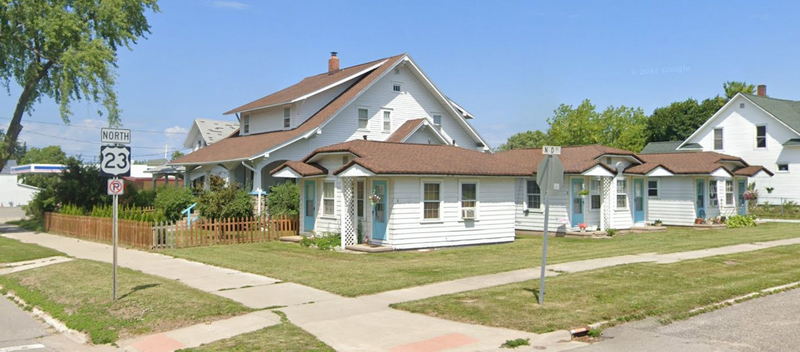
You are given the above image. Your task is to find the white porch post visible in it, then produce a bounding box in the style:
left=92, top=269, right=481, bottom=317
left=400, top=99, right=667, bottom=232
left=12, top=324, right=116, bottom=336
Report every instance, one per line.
left=339, top=177, right=356, bottom=249
left=252, top=159, right=270, bottom=194
left=600, top=177, right=612, bottom=230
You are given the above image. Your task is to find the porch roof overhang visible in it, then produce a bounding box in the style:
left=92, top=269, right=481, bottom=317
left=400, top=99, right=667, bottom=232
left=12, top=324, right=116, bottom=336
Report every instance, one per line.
left=581, top=164, right=615, bottom=177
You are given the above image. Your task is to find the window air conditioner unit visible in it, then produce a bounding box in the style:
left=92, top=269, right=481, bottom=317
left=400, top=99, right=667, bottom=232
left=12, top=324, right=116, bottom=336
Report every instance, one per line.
left=462, top=208, right=476, bottom=219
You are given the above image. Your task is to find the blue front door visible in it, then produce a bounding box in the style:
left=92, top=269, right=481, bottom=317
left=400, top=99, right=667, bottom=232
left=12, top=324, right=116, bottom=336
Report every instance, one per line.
left=633, top=179, right=645, bottom=223
left=371, top=180, right=388, bottom=240
left=571, top=178, right=584, bottom=226
left=737, top=179, right=747, bottom=215
left=303, top=181, right=316, bottom=231
left=696, top=179, right=705, bottom=218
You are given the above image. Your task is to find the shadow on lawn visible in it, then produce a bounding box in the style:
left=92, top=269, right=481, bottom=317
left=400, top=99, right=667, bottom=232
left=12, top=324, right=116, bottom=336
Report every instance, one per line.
left=523, top=287, right=542, bottom=302
left=119, top=283, right=161, bottom=300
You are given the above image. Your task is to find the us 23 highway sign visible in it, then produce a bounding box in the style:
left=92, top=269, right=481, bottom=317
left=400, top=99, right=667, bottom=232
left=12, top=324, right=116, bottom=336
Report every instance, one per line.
left=100, top=145, right=131, bottom=177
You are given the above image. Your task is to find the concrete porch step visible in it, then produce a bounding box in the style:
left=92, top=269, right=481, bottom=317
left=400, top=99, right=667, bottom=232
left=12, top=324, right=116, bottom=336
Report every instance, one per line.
left=345, top=244, right=393, bottom=253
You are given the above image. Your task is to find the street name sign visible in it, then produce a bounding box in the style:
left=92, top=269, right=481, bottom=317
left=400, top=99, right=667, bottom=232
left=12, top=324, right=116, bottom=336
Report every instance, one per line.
left=107, top=179, right=125, bottom=195
left=542, top=145, right=561, bottom=155
left=101, top=128, right=131, bottom=144
left=100, top=145, right=131, bottom=177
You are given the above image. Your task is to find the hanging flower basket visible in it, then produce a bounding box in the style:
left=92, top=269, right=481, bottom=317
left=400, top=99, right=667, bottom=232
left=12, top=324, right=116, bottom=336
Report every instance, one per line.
left=743, top=190, right=758, bottom=200
left=369, top=194, right=382, bottom=204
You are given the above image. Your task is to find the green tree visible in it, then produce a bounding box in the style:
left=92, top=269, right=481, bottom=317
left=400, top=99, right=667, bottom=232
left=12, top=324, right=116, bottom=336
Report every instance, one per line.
left=154, top=186, right=195, bottom=222
left=0, top=0, right=159, bottom=171
left=546, top=99, right=599, bottom=147
left=19, top=145, right=68, bottom=188
left=724, top=81, right=756, bottom=99
left=267, top=182, right=299, bottom=216
left=544, top=100, right=649, bottom=152
left=498, top=130, right=548, bottom=150
left=0, top=129, right=26, bottom=163
left=646, top=97, right=726, bottom=143
left=171, top=150, right=184, bottom=160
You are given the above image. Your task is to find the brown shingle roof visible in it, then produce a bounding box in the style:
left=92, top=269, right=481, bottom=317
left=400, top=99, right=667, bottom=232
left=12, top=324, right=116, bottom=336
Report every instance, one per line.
left=385, top=119, right=425, bottom=142
left=171, top=54, right=406, bottom=165
left=493, top=145, right=637, bottom=174
left=275, top=161, right=327, bottom=177
left=733, top=165, right=774, bottom=177
left=626, top=152, right=749, bottom=175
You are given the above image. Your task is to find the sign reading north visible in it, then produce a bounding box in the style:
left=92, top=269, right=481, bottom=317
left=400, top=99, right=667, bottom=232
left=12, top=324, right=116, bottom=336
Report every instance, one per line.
left=101, top=128, right=131, bottom=144
left=100, top=145, right=131, bottom=177
left=107, top=178, right=125, bottom=195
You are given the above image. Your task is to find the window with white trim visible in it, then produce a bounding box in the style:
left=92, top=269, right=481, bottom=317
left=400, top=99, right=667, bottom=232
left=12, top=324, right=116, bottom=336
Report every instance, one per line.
left=647, top=180, right=658, bottom=197
left=423, top=182, right=441, bottom=220
left=358, top=108, right=369, bottom=129
left=778, top=164, right=789, bottom=172
left=756, top=125, right=767, bottom=148
left=709, top=180, right=719, bottom=207
left=433, top=114, right=442, bottom=127
left=383, top=111, right=391, bottom=132
left=616, top=179, right=627, bottom=208
left=590, top=179, right=601, bottom=209
left=725, top=180, right=734, bottom=206
left=460, top=182, right=477, bottom=219
left=283, top=108, right=291, bottom=128
left=356, top=181, right=365, bottom=217
left=392, top=83, right=401, bottom=92
left=322, top=182, right=335, bottom=216
left=713, top=128, right=723, bottom=150
left=243, top=115, right=250, bottom=134
left=526, top=180, right=541, bottom=209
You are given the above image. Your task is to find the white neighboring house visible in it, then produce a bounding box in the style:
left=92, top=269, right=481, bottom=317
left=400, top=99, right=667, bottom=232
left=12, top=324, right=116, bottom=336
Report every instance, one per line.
left=170, top=52, right=489, bottom=194
left=0, top=161, right=40, bottom=207
left=677, top=85, right=800, bottom=203
left=183, top=118, right=239, bottom=152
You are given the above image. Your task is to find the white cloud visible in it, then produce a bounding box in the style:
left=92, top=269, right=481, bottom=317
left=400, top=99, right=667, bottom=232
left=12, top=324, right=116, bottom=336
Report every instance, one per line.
left=164, top=126, right=188, bottom=136
left=211, top=1, right=249, bottom=10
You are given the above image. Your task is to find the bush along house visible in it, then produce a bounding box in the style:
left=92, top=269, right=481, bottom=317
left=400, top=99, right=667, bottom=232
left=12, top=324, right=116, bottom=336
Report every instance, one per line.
left=272, top=142, right=772, bottom=250
left=169, top=52, right=489, bottom=194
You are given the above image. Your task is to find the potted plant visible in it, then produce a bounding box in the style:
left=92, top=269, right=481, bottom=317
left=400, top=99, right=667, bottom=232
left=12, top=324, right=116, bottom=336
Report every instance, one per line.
left=578, top=189, right=590, bottom=197
left=694, top=218, right=704, bottom=225
left=653, top=219, right=663, bottom=226
left=368, top=194, right=382, bottom=205
left=766, top=187, right=775, bottom=194
left=578, top=223, right=588, bottom=232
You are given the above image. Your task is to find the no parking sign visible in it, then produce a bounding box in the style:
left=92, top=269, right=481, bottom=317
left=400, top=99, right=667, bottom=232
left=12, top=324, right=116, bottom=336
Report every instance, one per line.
left=107, top=178, right=125, bottom=195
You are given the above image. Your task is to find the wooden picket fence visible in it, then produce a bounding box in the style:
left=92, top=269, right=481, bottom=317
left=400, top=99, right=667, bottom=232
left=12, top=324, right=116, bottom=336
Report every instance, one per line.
left=44, top=212, right=298, bottom=250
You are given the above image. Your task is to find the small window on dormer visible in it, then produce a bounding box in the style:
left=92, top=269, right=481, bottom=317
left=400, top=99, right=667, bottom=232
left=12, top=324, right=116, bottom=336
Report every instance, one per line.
left=433, top=114, right=442, bottom=127
left=283, top=108, right=291, bottom=128
left=243, top=115, right=250, bottom=134
left=383, top=111, right=391, bottom=132
left=392, top=83, right=401, bottom=92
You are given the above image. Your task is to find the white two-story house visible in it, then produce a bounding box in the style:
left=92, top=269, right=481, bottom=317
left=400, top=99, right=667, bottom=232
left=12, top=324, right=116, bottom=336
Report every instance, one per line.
left=678, top=85, right=800, bottom=202
left=170, top=52, right=489, bottom=193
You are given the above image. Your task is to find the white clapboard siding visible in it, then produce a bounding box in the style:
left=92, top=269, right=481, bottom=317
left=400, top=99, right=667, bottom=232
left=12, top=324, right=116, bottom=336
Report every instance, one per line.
left=646, top=177, right=696, bottom=226
left=386, top=177, right=515, bottom=249
left=514, top=178, right=572, bottom=232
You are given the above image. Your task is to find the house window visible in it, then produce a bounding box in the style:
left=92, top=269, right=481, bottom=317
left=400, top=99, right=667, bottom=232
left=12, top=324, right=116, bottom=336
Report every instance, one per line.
left=433, top=114, right=442, bottom=127
left=739, top=103, right=745, bottom=109
left=709, top=180, right=719, bottom=207
left=756, top=125, right=767, bottom=148
left=392, top=83, right=401, bottom=92
left=616, top=179, right=627, bottom=208
left=358, top=108, right=369, bottom=129
left=725, top=180, right=734, bottom=206
left=526, top=180, right=541, bottom=209
left=590, top=179, right=601, bottom=209
left=243, top=115, right=250, bottom=134
left=713, top=128, right=723, bottom=150
left=778, top=164, right=789, bottom=172
left=322, top=182, right=335, bottom=216
left=283, top=108, right=291, bottom=128
left=383, top=111, right=391, bottom=132
left=647, top=180, right=658, bottom=197
left=356, top=181, right=365, bottom=217
left=423, top=182, right=441, bottom=219
left=460, top=182, right=477, bottom=219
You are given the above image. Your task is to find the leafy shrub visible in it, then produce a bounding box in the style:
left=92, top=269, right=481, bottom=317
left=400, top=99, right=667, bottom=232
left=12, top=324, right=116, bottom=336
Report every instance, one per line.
left=606, top=228, right=618, bottom=237
left=121, top=183, right=157, bottom=207
left=266, top=182, right=299, bottom=216
left=300, top=233, right=341, bottom=250
left=726, top=215, right=757, bottom=228
left=154, top=186, right=195, bottom=222
left=196, top=183, right=253, bottom=219
left=587, top=328, right=602, bottom=338
left=501, top=338, right=530, bottom=348
left=24, top=158, right=108, bottom=221
left=86, top=205, right=166, bottom=223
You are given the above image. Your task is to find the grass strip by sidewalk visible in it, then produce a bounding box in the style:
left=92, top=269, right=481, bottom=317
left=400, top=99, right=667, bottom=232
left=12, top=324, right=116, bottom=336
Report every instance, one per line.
left=393, top=244, right=800, bottom=333
left=162, top=223, right=800, bottom=296
left=0, top=259, right=249, bottom=344
left=0, top=236, right=64, bottom=263
left=180, top=312, right=334, bottom=352
left=5, top=219, right=44, bottom=232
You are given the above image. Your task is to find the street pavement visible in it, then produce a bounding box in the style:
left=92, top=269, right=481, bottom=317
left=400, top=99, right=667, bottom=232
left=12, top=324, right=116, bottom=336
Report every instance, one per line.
left=0, top=207, right=25, bottom=224
left=571, top=288, right=800, bottom=352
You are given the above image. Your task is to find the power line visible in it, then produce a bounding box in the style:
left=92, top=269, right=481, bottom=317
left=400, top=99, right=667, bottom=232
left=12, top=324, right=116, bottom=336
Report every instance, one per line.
left=0, top=116, right=188, bottom=135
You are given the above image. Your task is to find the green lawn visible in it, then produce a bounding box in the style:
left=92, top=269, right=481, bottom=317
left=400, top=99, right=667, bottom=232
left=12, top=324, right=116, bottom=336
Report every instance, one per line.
left=181, top=312, right=333, bottom=352
left=0, top=259, right=249, bottom=344
left=393, top=245, right=800, bottom=333
left=162, top=223, right=800, bottom=296
left=0, top=236, right=64, bottom=263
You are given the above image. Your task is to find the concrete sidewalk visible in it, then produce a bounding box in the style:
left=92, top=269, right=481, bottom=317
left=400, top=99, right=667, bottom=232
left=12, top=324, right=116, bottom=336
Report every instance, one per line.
left=5, top=226, right=800, bottom=352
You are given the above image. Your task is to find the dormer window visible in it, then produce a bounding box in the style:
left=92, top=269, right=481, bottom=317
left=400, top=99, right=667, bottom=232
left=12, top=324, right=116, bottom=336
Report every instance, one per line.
left=283, top=107, right=291, bottom=128
left=392, top=83, right=401, bottom=93
left=383, top=111, right=391, bottom=132
left=243, top=115, right=250, bottom=134
left=432, top=114, right=442, bottom=127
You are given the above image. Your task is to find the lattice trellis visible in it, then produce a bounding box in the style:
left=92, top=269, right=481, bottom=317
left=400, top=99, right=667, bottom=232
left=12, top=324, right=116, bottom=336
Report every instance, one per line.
left=339, top=177, right=357, bottom=248
left=601, top=177, right=613, bottom=230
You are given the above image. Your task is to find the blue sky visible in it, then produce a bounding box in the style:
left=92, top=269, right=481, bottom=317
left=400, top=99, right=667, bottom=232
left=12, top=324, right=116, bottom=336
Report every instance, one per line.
left=2, top=0, right=799, bottom=160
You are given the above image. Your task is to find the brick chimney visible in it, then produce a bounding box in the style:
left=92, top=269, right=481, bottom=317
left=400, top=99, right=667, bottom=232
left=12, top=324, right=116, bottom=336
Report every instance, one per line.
left=757, top=84, right=767, bottom=97
left=328, top=52, right=339, bottom=73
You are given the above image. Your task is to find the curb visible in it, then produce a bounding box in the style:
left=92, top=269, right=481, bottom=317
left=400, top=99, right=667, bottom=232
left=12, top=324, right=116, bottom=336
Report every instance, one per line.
left=2, top=288, right=89, bottom=344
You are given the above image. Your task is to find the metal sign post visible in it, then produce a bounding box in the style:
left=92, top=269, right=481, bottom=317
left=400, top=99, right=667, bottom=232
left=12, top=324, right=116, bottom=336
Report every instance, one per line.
left=536, top=146, right=563, bottom=305
left=101, top=128, right=130, bottom=301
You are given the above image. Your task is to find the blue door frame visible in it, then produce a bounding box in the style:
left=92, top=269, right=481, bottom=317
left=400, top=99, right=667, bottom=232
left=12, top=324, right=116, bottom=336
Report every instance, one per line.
left=371, top=180, right=388, bottom=241
left=737, top=179, right=747, bottom=215
left=570, top=178, right=584, bottom=226
left=303, top=180, right=316, bottom=231
left=696, top=179, right=706, bottom=218
left=633, top=179, right=645, bottom=223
